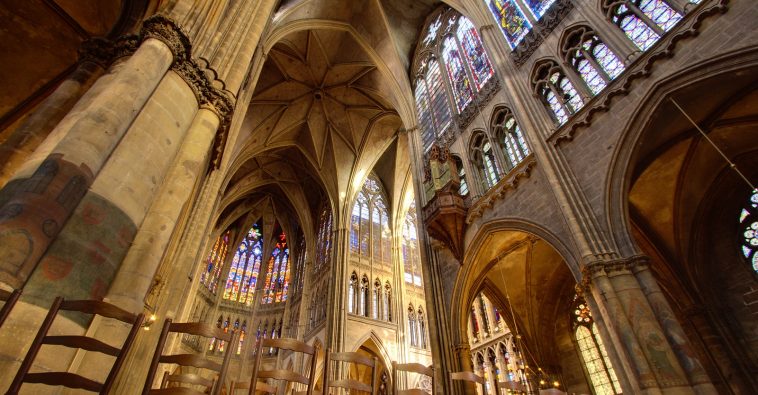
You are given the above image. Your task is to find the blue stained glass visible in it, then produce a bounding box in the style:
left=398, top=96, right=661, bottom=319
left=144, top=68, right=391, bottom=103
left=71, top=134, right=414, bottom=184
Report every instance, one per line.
left=620, top=12, right=659, bottom=50
left=414, top=82, right=435, bottom=151
left=427, top=60, right=452, bottom=132
left=485, top=0, right=532, bottom=49
left=557, top=74, right=584, bottom=113
left=456, top=17, right=494, bottom=90
left=442, top=36, right=474, bottom=112
left=590, top=41, right=625, bottom=80
left=577, top=58, right=606, bottom=95
left=545, top=89, right=569, bottom=124
left=741, top=190, right=758, bottom=273
left=639, top=0, right=682, bottom=32
left=524, top=0, right=556, bottom=18
left=224, top=224, right=263, bottom=304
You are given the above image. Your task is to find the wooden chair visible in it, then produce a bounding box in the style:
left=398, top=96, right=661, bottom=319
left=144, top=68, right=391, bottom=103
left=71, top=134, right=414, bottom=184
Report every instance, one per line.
left=229, top=379, right=276, bottom=394
left=6, top=297, right=144, bottom=394
left=496, top=379, right=527, bottom=394
left=322, top=349, right=378, bottom=394
left=0, top=288, right=21, bottom=328
left=248, top=338, right=319, bottom=395
left=392, top=362, right=435, bottom=395
left=450, top=371, right=487, bottom=394
left=142, top=318, right=238, bottom=395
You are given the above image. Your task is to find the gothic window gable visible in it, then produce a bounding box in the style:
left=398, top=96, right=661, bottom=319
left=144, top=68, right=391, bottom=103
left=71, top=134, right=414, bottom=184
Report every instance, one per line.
left=531, top=60, right=584, bottom=125
left=560, top=26, right=625, bottom=96
left=491, top=107, right=531, bottom=171
left=602, top=0, right=682, bottom=51
left=470, top=131, right=501, bottom=190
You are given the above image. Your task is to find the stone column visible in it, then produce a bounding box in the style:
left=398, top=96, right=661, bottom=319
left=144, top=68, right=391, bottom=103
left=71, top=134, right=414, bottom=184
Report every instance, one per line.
left=0, top=39, right=111, bottom=187
left=455, top=343, right=477, bottom=395
left=631, top=258, right=718, bottom=395
left=0, top=16, right=183, bottom=290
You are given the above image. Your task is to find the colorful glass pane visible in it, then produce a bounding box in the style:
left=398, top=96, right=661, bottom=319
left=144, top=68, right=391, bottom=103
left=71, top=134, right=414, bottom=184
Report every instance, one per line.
left=442, top=36, right=474, bottom=112
left=740, top=190, right=758, bottom=272
left=576, top=326, right=616, bottom=395
left=426, top=60, right=453, bottom=132
left=588, top=40, right=625, bottom=80
left=577, top=58, right=607, bottom=95
left=315, top=206, right=332, bottom=273
left=263, top=233, right=289, bottom=304
left=201, top=231, right=230, bottom=293
left=483, top=142, right=499, bottom=187
left=456, top=17, right=494, bottom=90
left=223, top=223, right=263, bottom=304
left=485, top=0, right=532, bottom=49
left=524, top=0, right=556, bottom=18
left=639, top=0, right=682, bottom=32
left=414, top=82, right=435, bottom=151
left=545, top=89, right=569, bottom=124
left=616, top=7, right=660, bottom=50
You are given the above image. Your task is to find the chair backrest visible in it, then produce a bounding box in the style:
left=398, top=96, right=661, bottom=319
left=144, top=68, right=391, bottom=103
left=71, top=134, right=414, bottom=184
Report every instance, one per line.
left=450, top=371, right=487, bottom=395
left=496, top=379, right=527, bottom=394
left=248, top=338, right=319, bottom=395
left=143, top=319, right=238, bottom=395
left=392, top=362, right=435, bottom=395
left=6, top=296, right=144, bottom=394
left=0, top=288, right=21, bottom=328
left=322, top=349, right=378, bottom=394
left=230, top=379, right=276, bottom=394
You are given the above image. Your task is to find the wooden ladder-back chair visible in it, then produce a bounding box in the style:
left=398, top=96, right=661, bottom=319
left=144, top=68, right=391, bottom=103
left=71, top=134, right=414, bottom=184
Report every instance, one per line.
left=391, top=362, right=435, bottom=395
left=322, top=349, right=378, bottom=394
left=496, top=380, right=527, bottom=394
left=450, top=371, right=487, bottom=395
left=6, top=296, right=144, bottom=394
left=0, top=288, right=21, bottom=328
left=142, top=319, right=238, bottom=395
left=229, top=379, right=276, bottom=394
left=248, top=338, right=319, bottom=395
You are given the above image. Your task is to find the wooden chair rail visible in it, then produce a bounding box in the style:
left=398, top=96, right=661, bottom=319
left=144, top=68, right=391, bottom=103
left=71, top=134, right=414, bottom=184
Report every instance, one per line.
left=164, top=373, right=214, bottom=388
left=330, top=379, right=372, bottom=392
left=43, top=335, right=121, bottom=356
left=160, top=354, right=223, bottom=372
left=328, top=352, right=375, bottom=367
left=450, top=371, right=485, bottom=384
left=393, top=362, right=433, bottom=376
left=397, top=389, right=430, bottom=395
left=59, top=299, right=138, bottom=323
left=257, top=369, right=309, bottom=385
left=260, top=338, right=315, bottom=354
left=0, top=288, right=20, bottom=328
left=169, top=322, right=234, bottom=341
left=147, top=387, right=210, bottom=395
left=23, top=371, right=103, bottom=392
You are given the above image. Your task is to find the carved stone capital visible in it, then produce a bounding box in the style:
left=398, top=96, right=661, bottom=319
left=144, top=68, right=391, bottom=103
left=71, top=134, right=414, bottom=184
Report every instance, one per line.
left=78, top=37, right=114, bottom=68
left=140, top=14, right=192, bottom=62
left=112, top=34, right=140, bottom=61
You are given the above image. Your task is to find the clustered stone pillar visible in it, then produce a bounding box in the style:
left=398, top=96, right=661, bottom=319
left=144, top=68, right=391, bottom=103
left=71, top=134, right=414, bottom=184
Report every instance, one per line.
left=585, top=257, right=718, bottom=395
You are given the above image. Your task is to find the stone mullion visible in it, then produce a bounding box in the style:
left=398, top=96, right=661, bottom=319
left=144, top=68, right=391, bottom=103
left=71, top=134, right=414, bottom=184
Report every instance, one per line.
left=580, top=47, right=613, bottom=84
left=574, top=3, right=639, bottom=61
left=631, top=259, right=718, bottom=394
left=629, top=4, right=667, bottom=36
left=559, top=63, right=594, bottom=103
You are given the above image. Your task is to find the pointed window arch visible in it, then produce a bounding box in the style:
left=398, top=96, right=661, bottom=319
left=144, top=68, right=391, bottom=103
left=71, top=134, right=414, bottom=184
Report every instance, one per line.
left=492, top=108, right=530, bottom=171
left=360, top=275, right=370, bottom=317
left=315, top=204, right=333, bottom=274
left=408, top=305, right=418, bottom=347
left=471, top=132, right=500, bottom=190
left=384, top=282, right=392, bottom=322
left=348, top=272, right=359, bottom=314
left=573, top=295, right=622, bottom=395
left=373, top=279, right=382, bottom=320
left=740, top=190, right=758, bottom=272
left=603, top=0, right=682, bottom=51
left=532, top=60, right=584, bottom=125
left=350, top=174, right=391, bottom=266
left=562, top=27, right=625, bottom=95
left=201, top=230, right=231, bottom=293
left=262, top=231, right=289, bottom=304
left=223, top=223, right=263, bottom=304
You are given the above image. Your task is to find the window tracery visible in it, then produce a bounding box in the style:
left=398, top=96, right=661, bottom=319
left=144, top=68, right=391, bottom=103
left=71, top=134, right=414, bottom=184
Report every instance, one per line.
left=403, top=202, right=424, bottom=288
left=201, top=230, right=231, bottom=293
left=603, top=0, right=682, bottom=51
left=262, top=231, right=289, bottom=304
left=223, top=223, right=263, bottom=305
left=532, top=60, right=584, bottom=125
left=350, top=174, right=390, bottom=263
left=492, top=108, right=530, bottom=171
left=562, top=27, right=625, bottom=95
left=471, top=132, right=500, bottom=190
left=452, top=155, right=469, bottom=196
left=573, top=295, right=621, bottom=395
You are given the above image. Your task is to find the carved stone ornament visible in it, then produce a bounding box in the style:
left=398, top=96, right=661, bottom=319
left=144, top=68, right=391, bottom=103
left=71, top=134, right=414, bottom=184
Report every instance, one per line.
left=512, top=0, right=574, bottom=67
left=140, top=14, right=193, bottom=62
left=112, top=34, right=140, bottom=60
left=77, top=37, right=115, bottom=68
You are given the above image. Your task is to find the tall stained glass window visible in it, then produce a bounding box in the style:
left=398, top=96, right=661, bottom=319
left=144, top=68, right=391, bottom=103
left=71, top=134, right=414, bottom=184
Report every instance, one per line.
left=315, top=204, right=333, bottom=274
left=604, top=0, right=682, bottom=51
left=563, top=27, right=625, bottom=95
left=403, top=202, right=424, bottom=288
left=573, top=295, right=622, bottom=395
left=492, top=108, right=530, bottom=171
left=262, top=232, right=290, bottom=304
left=428, top=60, right=453, bottom=137
left=524, top=0, right=556, bottom=18
left=414, top=82, right=436, bottom=152
left=442, top=36, right=474, bottom=112
left=740, top=190, right=758, bottom=272
left=532, top=61, right=584, bottom=125
left=350, top=174, right=390, bottom=263
left=456, top=17, right=494, bottom=90
left=471, top=132, right=500, bottom=190
left=223, top=223, right=263, bottom=305
left=485, top=0, right=532, bottom=49
left=201, top=230, right=231, bottom=293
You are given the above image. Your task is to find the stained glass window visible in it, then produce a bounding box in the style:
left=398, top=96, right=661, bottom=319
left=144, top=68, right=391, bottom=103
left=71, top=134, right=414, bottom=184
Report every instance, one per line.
left=348, top=272, right=358, bottom=314
left=533, top=62, right=584, bottom=125
left=493, top=108, right=530, bottom=171
left=223, top=223, right=263, bottom=304
left=237, top=321, right=246, bottom=355
left=573, top=295, right=622, bottom=395
left=471, top=133, right=500, bottom=190
left=453, top=156, right=469, bottom=196
left=403, top=202, right=423, bottom=287
left=606, top=1, right=682, bottom=51
left=485, top=0, right=532, bottom=49
left=262, top=232, right=289, bottom=304
left=427, top=60, right=453, bottom=134
left=201, top=230, right=230, bottom=293
left=350, top=174, right=390, bottom=268
left=563, top=29, right=626, bottom=96
left=408, top=306, right=418, bottom=347
left=442, top=37, right=474, bottom=112
left=740, top=190, right=758, bottom=272
left=414, top=82, right=436, bottom=151
left=315, top=204, right=332, bottom=274
left=524, top=0, right=556, bottom=18
left=456, top=17, right=494, bottom=91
